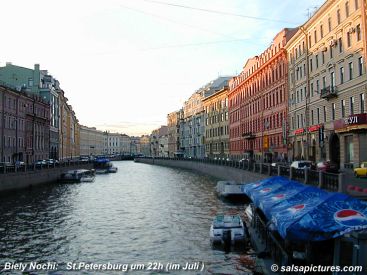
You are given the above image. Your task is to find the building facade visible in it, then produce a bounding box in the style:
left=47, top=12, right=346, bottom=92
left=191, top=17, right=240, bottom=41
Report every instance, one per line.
left=203, top=86, right=230, bottom=159
left=0, top=63, right=60, bottom=159
left=167, top=109, right=182, bottom=157
left=139, top=135, right=151, bottom=156
left=79, top=125, right=105, bottom=156
left=286, top=0, right=367, bottom=168
left=0, top=85, right=50, bottom=164
left=179, top=77, right=231, bottom=158
left=150, top=126, right=168, bottom=157
left=229, top=28, right=297, bottom=162
left=59, top=90, right=80, bottom=160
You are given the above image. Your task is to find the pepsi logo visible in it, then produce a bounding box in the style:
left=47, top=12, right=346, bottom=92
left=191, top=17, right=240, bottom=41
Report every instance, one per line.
left=288, top=204, right=305, bottom=213
left=334, top=209, right=367, bottom=227
left=260, top=188, right=272, bottom=193
left=272, top=194, right=285, bottom=201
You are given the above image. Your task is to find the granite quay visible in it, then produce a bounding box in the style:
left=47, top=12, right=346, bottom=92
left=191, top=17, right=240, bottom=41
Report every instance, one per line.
left=0, top=161, right=93, bottom=192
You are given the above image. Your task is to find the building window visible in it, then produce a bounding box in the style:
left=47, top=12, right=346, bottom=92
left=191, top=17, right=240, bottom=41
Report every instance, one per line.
left=338, top=37, right=343, bottom=53
left=345, top=135, right=354, bottom=163
left=322, top=51, right=325, bottom=64
left=331, top=72, right=335, bottom=87
left=317, top=108, right=320, bottom=124
left=316, top=54, right=319, bottom=68
left=322, top=76, right=326, bottom=89
left=332, top=103, right=336, bottom=120
left=349, top=62, right=353, bottom=80
left=347, top=32, right=351, bottom=47
left=350, top=97, right=355, bottom=115
left=356, top=24, right=361, bottom=41
left=323, top=106, right=327, bottom=122
left=311, top=110, right=315, bottom=125
left=308, top=35, right=312, bottom=47
left=310, top=59, right=313, bottom=72
left=328, top=17, right=332, bottom=32
left=360, top=93, right=365, bottom=113
left=316, top=79, right=320, bottom=93
left=320, top=25, right=324, bottom=38
left=337, top=9, right=341, bottom=24
left=340, top=67, right=344, bottom=84
left=355, top=0, right=359, bottom=9
left=311, top=83, right=314, bottom=97
left=345, top=1, right=350, bottom=17
left=314, top=30, right=317, bottom=43
left=329, top=45, right=333, bottom=58
left=358, top=57, right=363, bottom=76
left=341, top=100, right=346, bottom=117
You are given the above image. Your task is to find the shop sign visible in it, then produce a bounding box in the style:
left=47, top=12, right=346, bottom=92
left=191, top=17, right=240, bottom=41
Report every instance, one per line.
left=294, top=128, right=304, bottom=135
left=263, top=135, right=269, bottom=149
left=334, top=113, right=367, bottom=131
left=308, top=124, right=321, bottom=132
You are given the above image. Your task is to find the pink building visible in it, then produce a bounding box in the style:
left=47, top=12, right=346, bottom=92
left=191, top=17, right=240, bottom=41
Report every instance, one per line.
left=0, top=85, right=50, bottom=164
left=228, top=28, right=297, bottom=162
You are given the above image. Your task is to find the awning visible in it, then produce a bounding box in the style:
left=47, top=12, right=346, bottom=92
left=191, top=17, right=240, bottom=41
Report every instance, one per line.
left=242, top=176, right=367, bottom=241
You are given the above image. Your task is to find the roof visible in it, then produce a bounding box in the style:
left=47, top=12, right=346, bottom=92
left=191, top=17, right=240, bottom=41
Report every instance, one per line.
left=242, top=176, right=367, bottom=241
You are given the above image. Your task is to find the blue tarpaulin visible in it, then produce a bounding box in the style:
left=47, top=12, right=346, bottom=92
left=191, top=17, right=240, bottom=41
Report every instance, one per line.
left=243, top=176, right=367, bottom=241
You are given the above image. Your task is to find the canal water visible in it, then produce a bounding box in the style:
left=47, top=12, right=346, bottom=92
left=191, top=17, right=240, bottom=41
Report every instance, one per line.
left=0, top=161, right=254, bottom=274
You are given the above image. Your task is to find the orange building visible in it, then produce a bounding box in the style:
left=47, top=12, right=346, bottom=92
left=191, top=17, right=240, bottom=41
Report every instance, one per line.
left=228, top=28, right=297, bottom=162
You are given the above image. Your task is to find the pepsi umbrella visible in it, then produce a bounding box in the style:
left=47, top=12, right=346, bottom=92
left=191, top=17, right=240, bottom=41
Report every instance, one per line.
left=258, top=182, right=308, bottom=219
left=241, top=176, right=290, bottom=201
left=288, top=193, right=367, bottom=241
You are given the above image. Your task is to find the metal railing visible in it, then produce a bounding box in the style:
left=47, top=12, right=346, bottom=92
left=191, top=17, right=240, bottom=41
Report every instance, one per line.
left=135, top=157, right=344, bottom=193
left=321, top=172, right=339, bottom=192
left=0, top=160, right=92, bottom=175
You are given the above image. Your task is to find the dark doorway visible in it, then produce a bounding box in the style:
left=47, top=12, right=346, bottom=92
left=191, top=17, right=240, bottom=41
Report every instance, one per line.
left=329, top=133, right=340, bottom=169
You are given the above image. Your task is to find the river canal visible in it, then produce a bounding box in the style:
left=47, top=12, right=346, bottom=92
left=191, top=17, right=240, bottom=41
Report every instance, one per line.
left=0, top=161, right=254, bottom=274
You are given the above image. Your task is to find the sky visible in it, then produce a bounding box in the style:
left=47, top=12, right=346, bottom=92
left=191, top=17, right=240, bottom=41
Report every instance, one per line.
left=0, top=0, right=325, bottom=136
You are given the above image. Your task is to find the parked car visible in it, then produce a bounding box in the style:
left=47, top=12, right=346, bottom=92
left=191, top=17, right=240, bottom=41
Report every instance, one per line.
left=316, top=161, right=338, bottom=173
left=354, top=162, right=367, bottom=177
left=35, top=160, right=47, bottom=166
left=15, top=161, right=25, bottom=167
left=291, top=161, right=312, bottom=170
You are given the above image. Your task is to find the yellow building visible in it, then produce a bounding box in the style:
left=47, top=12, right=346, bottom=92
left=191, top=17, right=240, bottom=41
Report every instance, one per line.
left=59, top=90, right=80, bottom=160
left=286, top=0, right=367, bottom=169
left=203, top=86, right=230, bottom=159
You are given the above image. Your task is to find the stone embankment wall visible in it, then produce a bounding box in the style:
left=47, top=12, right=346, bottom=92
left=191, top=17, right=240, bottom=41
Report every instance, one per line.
left=135, top=158, right=266, bottom=183
left=0, top=163, right=93, bottom=192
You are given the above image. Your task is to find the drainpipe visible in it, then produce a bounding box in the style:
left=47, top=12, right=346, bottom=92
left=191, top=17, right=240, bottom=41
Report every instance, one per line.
left=300, top=26, right=311, bottom=161
left=361, top=0, right=367, bottom=64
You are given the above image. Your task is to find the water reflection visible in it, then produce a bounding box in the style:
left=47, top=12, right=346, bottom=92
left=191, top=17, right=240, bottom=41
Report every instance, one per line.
left=0, top=162, right=252, bottom=274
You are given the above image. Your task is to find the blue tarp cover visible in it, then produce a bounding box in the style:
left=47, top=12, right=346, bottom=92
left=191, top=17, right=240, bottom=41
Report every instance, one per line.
left=243, top=176, right=367, bottom=241
left=95, top=158, right=110, bottom=163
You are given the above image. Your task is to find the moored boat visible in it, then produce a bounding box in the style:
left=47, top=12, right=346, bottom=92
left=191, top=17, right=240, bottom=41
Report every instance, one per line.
left=60, top=169, right=95, bottom=183
left=210, top=214, right=248, bottom=246
left=216, top=181, right=247, bottom=202
left=94, top=157, right=118, bottom=174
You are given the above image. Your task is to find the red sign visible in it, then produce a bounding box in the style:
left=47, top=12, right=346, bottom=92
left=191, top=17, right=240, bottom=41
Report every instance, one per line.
left=334, top=113, right=367, bottom=130
left=308, top=124, right=321, bottom=132
left=294, top=128, right=304, bottom=135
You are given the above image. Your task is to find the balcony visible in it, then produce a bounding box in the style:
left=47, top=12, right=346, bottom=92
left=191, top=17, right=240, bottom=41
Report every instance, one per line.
left=242, top=132, right=256, bottom=139
left=320, top=86, right=338, bottom=100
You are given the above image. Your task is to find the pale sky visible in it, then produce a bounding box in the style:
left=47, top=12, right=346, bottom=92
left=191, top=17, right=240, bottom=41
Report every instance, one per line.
left=0, top=0, right=325, bottom=136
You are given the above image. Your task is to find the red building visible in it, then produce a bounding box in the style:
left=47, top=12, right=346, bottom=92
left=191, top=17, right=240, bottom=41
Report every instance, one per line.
left=228, top=28, right=297, bottom=162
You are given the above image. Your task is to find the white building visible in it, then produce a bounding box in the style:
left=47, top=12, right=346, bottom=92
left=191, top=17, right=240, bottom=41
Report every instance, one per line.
left=80, top=125, right=104, bottom=156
